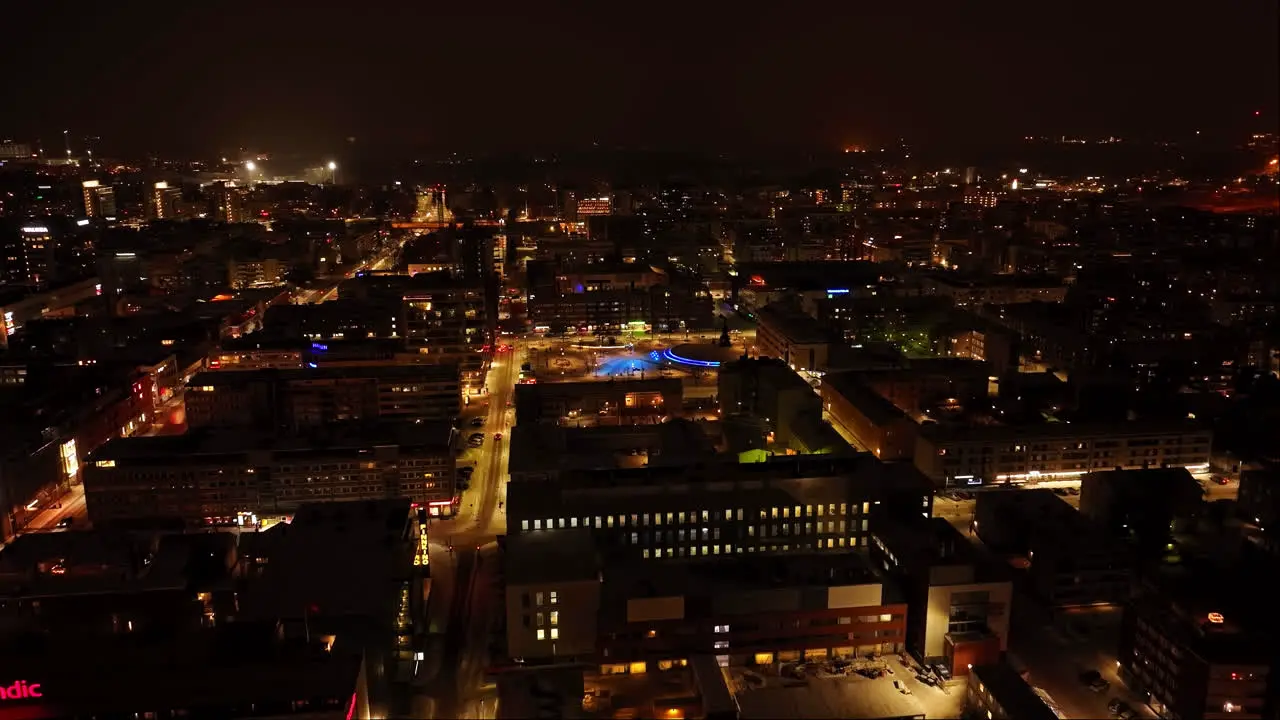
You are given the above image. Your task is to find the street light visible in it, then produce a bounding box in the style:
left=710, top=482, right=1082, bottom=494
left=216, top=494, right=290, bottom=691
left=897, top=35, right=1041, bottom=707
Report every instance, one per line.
left=327, top=161, right=337, bottom=185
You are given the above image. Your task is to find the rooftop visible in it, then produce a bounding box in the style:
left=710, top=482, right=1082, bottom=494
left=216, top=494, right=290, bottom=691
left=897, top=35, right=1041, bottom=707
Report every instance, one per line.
left=188, top=361, right=459, bottom=387
left=503, top=528, right=599, bottom=586
left=238, top=499, right=415, bottom=622
left=969, top=663, right=1059, bottom=720
left=919, top=418, right=1207, bottom=443
left=757, top=301, right=830, bottom=345
left=90, top=420, right=456, bottom=462
left=822, top=373, right=908, bottom=426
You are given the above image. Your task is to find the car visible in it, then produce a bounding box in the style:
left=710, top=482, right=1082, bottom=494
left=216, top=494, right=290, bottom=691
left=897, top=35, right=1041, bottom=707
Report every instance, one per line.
left=469, top=417, right=485, bottom=427
left=469, top=432, right=484, bottom=441
left=933, top=663, right=951, bottom=681
left=56, top=517, right=74, bottom=529
left=893, top=680, right=911, bottom=695
left=494, top=432, right=503, bottom=440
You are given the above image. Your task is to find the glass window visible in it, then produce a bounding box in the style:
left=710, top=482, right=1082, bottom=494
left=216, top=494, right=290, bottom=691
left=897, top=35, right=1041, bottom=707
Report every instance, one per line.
left=550, top=591, right=558, bottom=604
left=536, top=592, right=544, bottom=606
left=551, top=628, right=559, bottom=640
left=537, top=629, right=546, bottom=640
left=550, top=611, right=559, bottom=626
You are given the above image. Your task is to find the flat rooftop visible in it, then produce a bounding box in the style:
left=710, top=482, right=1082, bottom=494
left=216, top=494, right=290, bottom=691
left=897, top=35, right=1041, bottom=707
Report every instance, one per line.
left=870, top=514, right=1004, bottom=578
left=757, top=302, right=829, bottom=344
left=188, top=361, right=459, bottom=387
left=503, top=527, right=599, bottom=586
left=91, top=420, right=455, bottom=463
left=238, top=499, right=414, bottom=622
left=823, top=373, right=908, bottom=425
left=508, top=420, right=716, bottom=474
left=919, top=418, right=1207, bottom=443
left=602, top=552, right=888, bottom=609
left=969, top=663, right=1059, bottom=720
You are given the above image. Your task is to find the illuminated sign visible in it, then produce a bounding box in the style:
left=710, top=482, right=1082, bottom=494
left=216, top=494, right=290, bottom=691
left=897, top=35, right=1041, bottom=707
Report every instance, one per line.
left=311, top=343, right=329, bottom=353
left=826, top=288, right=850, bottom=295
left=1208, top=612, right=1225, bottom=624
left=76, top=219, right=90, bottom=226
left=20, top=226, right=49, bottom=234
left=0, top=680, right=42, bottom=699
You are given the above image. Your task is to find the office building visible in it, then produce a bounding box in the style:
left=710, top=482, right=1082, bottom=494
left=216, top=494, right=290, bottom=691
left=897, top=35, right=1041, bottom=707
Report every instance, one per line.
left=507, top=455, right=934, bottom=561
left=185, top=362, right=461, bottom=430
left=81, top=180, right=116, bottom=219
left=913, top=420, right=1211, bottom=488
left=505, top=529, right=908, bottom=672
left=718, top=357, right=848, bottom=454
left=869, top=515, right=1012, bottom=673
left=84, top=421, right=458, bottom=524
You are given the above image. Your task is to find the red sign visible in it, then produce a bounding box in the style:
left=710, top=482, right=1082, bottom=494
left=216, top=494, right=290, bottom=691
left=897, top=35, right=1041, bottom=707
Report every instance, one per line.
left=0, top=681, right=42, bottom=700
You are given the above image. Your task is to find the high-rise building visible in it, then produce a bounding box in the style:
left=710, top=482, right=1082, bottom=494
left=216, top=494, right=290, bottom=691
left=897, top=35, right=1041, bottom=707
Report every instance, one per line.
left=14, top=224, right=55, bottom=286
left=575, top=196, right=612, bottom=218
left=150, top=181, right=181, bottom=219
left=212, top=181, right=247, bottom=222
left=81, top=180, right=117, bottom=219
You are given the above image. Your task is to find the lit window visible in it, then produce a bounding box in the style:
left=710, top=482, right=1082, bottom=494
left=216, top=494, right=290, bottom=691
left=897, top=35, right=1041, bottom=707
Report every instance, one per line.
left=537, top=629, right=546, bottom=640
left=550, top=611, right=559, bottom=626
left=550, top=591, right=558, bottom=604
left=714, top=625, right=730, bottom=633
left=536, top=592, right=544, bottom=606
left=714, top=640, right=729, bottom=649
left=550, top=628, right=559, bottom=640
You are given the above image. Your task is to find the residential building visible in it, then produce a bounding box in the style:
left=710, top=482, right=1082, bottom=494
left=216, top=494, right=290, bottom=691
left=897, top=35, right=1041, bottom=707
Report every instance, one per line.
left=755, top=300, right=833, bottom=373
left=1119, top=575, right=1275, bottom=720
left=84, top=421, right=458, bottom=524
left=913, top=421, right=1211, bottom=489
left=821, top=373, right=919, bottom=460
left=185, top=363, right=461, bottom=431
left=513, top=377, right=682, bottom=426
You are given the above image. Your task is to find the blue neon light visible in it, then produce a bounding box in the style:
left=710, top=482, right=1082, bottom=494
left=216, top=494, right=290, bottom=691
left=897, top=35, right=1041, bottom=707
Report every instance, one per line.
left=661, top=348, right=721, bottom=368
left=307, top=362, right=318, bottom=368
left=311, top=343, right=329, bottom=353
left=826, top=288, right=850, bottom=295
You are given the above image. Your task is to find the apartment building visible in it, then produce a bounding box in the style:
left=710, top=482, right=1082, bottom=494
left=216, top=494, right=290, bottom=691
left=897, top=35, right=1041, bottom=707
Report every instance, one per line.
left=914, top=420, right=1211, bottom=489
left=185, top=363, right=461, bottom=430
left=821, top=372, right=919, bottom=460
left=84, top=421, right=458, bottom=525
left=755, top=301, right=832, bottom=372
left=1120, top=578, right=1275, bottom=720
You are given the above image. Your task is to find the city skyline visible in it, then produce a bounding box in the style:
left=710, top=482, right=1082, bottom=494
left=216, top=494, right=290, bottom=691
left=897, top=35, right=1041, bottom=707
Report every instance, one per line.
left=2, top=1, right=1276, bottom=156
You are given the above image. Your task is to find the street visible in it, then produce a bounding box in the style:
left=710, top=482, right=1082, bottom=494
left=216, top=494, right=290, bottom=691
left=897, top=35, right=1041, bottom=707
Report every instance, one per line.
left=418, top=340, right=523, bottom=719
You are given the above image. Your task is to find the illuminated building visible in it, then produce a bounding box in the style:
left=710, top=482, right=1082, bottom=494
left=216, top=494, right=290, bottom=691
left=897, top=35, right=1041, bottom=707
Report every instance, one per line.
left=914, top=420, right=1211, bottom=488
left=149, top=181, right=181, bottom=219
left=185, top=362, right=461, bottom=431
left=84, top=421, right=459, bottom=524
left=575, top=196, right=612, bottom=217
left=962, top=189, right=999, bottom=208
left=80, top=180, right=116, bottom=218
left=5, top=225, right=56, bottom=286
left=1119, top=580, right=1275, bottom=720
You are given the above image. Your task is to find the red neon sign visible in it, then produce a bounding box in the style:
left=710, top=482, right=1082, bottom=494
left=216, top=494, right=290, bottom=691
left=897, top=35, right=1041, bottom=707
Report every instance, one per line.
left=0, top=680, right=42, bottom=700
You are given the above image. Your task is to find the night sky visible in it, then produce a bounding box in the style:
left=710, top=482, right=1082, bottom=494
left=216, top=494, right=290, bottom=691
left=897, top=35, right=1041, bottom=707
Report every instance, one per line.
left=2, top=1, right=1276, bottom=157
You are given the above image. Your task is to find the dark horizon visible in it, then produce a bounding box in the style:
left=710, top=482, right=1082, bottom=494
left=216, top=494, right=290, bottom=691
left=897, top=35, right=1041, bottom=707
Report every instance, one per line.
left=2, top=0, right=1276, bottom=158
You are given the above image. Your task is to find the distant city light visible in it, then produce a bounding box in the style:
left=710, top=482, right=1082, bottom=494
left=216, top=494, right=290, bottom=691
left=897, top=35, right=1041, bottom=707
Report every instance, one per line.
left=245, top=161, right=256, bottom=171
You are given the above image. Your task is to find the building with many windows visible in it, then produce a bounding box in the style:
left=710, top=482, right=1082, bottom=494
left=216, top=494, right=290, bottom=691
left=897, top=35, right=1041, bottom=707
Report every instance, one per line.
left=965, top=662, right=1059, bottom=720
left=506, top=454, right=934, bottom=562
left=185, top=363, right=461, bottom=431
left=913, top=420, right=1211, bottom=489
left=504, top=528, right=909, bottom=673
left=1119, top=574, right=1276, bottom=720
left=83, top=421, right=458, bottom=525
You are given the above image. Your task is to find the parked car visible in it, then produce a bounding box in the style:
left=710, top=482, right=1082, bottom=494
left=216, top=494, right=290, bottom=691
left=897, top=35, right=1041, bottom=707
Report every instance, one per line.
left=933, top=663, right=951, bottom=681
left=469, top=417, right=485, bottom=427
left=1080, top=670, right=1110, bottom=693
left=893, top=680, right=911, bottom=695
